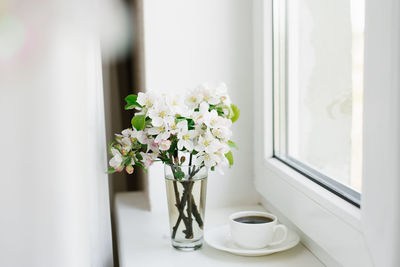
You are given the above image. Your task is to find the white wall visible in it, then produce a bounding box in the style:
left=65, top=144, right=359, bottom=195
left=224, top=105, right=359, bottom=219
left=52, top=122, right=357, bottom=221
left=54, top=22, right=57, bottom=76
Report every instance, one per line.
left=0, top=1, right=118, bottom=266
left=142, top=0, right=258, bottom=212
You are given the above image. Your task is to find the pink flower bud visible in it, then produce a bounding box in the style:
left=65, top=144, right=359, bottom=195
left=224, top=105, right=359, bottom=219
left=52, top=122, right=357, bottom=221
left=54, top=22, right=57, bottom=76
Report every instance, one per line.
left=126, top=165, right=134, bottom=174
left=116, top=166, right=124, bottom=172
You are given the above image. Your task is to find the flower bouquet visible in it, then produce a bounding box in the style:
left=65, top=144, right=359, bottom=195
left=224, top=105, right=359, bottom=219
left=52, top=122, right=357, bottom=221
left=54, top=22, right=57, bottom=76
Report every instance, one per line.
left=107, top=83, right=240, bottom=250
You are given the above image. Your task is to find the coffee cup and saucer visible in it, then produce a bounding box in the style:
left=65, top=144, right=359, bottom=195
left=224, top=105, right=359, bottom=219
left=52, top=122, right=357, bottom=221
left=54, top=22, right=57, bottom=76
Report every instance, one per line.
left=205, top=211, right=299, bottom=256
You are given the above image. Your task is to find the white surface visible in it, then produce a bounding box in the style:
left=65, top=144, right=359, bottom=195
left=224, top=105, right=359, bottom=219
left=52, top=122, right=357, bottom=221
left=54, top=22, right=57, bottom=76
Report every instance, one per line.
left=362, top=0, right=400, bottom=266
left=115, top=192, right=324, bottom=267
left=255, top=160, right=370, bottom=267
left=0, top=35, right=113, bottom=267
left=253, top=0, right=400, bottom=266
left=205, top=225, right=299, bottom=257
left=142, top=0, right=258, bottom=212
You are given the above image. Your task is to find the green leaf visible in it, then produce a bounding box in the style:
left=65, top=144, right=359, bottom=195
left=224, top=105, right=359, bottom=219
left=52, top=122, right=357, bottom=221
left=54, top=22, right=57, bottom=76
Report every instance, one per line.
left=168, top=139, right=178, bottom=154
left=135, top=161, right=144, bottom=168
left=125, top=94, right=137, bottom=103
left=187, top=118, right=195, bottom=130
left=211, top=166, right=215, bottom=171
left=225, top=151, right=234, bottom=167
left=123, top=156, right=132, bottom=165
left=174, top=170, right=185, bottom=180
left=108, top=141, right=115, bottom=155
left=136, top=153, right=143, bottom=161
left=216, top=106, right=225, bottom=116
left=228, top=140, right=238, bottom=149
left=124, top=94, right=142, bottom=110
left=230, top=104, right=240, bottom=123
left=106, top=167, right=116, bottom=174
left=131, top=115, right=146, bottom=130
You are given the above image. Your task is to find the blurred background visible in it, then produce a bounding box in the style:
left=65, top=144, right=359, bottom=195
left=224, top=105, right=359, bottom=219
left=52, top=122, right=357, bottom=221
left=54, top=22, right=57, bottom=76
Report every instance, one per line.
left=0, top=0, right=257, bottom=266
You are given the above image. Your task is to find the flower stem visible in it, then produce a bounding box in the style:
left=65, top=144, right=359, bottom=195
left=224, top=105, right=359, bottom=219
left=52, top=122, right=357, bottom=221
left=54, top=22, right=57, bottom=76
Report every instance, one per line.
left=170, top=163, right=203, bottom=240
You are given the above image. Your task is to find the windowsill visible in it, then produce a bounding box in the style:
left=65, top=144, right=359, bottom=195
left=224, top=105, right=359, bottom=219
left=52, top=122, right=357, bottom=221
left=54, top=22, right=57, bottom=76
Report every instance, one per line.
left=263, top=158, right=361, bottom=230
left=254, top=158, right=371, bottom=266
left=115, top=192, right=324, bottom=267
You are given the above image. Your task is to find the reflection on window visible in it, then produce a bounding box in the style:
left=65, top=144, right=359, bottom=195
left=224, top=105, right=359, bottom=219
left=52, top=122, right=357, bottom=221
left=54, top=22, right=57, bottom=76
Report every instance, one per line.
left=273, top=0, right=364, bottom=206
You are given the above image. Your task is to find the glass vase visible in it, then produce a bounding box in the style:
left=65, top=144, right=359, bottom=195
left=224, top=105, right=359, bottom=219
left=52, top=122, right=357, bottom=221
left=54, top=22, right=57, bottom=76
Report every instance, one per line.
left=164, top=164, right=208, bottom=251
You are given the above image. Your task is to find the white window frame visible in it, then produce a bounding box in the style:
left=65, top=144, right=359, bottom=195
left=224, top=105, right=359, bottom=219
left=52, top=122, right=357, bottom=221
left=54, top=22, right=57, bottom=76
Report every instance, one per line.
left=253, top=0, right=400, bottom=266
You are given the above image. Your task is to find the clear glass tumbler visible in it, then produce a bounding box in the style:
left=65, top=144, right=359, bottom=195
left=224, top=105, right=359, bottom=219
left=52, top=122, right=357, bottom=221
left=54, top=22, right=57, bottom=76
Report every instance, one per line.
left=164, top=164, right=208, bottom=251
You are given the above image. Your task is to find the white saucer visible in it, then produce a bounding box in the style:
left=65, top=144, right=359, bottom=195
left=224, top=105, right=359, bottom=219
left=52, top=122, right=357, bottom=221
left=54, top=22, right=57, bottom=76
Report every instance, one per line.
left=205, top=225, right=300, bottom=256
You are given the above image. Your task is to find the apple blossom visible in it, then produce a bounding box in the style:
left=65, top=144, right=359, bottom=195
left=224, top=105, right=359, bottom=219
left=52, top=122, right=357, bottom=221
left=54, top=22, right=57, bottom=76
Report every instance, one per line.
left=192, top=102, right=210, bottom=125
left=147, top=125, right=171, bottom=143
left=137, top=91, right=157, bottom=107
left=107, top=83, right=240, bottom=174
left=159, top=140, right=172, bottom=151
left=185, top=88, right=203, bottom=109
left=109, top=148, right=123, bottom=169
left=140, top=152, right=158, bottom=169
left=148, top=104, right=174, bottom=127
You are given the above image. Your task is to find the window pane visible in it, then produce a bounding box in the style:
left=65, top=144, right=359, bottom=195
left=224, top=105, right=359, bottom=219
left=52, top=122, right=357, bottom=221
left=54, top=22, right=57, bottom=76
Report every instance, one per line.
left=273, top=0, right=364, bottom=203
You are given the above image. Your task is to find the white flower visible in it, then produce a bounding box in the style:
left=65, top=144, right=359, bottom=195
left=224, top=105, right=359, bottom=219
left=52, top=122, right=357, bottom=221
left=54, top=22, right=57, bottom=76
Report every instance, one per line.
left=166, top=118, right=180, bottom=135
left=119, top=136, right=132, bottom=156
left=203, top=109, right=219, bottom=128
left=220, top=117, right=232, bottom=128
left=137, top=91, right=157, bottom=107
left=165, top=94, right=185, bottom=115
left=109, top=148, right=123, bottom=169
left=194, top=151, right=219, bottom=168
left=212, top=127, right=232, bottom=141
left=216, top=142, right=230, bottom=155
left=140, top=152, right=158, bottom=168
left=185, top=88, right=203, bottom=109
left=208, top=115, right=232, bottom=141
left=215, top=83, right=231, bottom=105
left=192, top=102, right=210, bottom=125
left=176, top=120, right=197, bottom=151
left=195, top=132, right=221, bottom=154
left=201, top=85, right=220, bottom=105
left=121, top=136, right=131, bottom=147
left=147, top=125, right=171, bottom=143
left=148, top=104, right=174, bottom=127
left=159, top=140, right=171, bottom=151
left=176, top=120, right=188, bottom=131
left=194, top=142, right=230, bottom=168
left=147, top=139, right=159, bottom=153
left=136, top=130, right=150, bottom=145
left=121, top=128, right=134, bottom=137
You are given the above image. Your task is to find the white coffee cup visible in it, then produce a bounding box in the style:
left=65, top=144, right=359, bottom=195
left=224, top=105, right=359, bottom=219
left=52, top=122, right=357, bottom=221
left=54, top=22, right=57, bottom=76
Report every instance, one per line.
left=229, top=211, right=288, bottom=249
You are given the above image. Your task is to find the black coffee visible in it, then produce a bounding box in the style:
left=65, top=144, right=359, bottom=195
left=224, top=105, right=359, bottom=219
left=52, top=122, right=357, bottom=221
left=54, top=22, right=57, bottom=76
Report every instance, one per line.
left=234, top=216, right=273, bottom=224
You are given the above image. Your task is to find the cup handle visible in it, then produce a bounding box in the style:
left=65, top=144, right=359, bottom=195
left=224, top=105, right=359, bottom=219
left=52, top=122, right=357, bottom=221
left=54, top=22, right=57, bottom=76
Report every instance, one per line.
left=269, top=224, right=288, bottom=246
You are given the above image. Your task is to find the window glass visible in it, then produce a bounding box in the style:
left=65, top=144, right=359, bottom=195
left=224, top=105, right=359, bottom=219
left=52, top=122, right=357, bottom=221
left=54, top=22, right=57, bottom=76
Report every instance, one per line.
left=273, top=0, right=364, bottom=205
